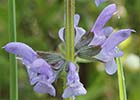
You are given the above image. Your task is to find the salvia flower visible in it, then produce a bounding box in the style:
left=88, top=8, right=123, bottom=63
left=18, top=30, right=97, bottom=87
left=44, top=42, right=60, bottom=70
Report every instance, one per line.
left=3, top=42, right=56, bottom=96
left=95, top=29, right=135, bottom=75
left=75, top=4, right=135, bottom=75
left=95, top=0, right=107, bottom=6
left=89, top=4, right=117, bottom=46
left=62, top=62, right=87, bottom=99
left=58, top=14, right=86, bottom=45
left=4, top=42, right=39, bottom=84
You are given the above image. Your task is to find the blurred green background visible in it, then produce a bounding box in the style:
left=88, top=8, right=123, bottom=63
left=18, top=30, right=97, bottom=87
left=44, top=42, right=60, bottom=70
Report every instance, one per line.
left=0, top=0, right=140, bottom=100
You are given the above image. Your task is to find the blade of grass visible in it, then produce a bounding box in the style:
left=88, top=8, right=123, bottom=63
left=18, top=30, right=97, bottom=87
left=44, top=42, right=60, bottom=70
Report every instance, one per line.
left=8, top=0, right=18, bottom=100
left=116, top=58, right=127, bottom=100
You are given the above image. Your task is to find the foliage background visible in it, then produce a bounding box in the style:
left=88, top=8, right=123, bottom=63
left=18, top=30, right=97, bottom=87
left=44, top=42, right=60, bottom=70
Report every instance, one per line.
left=0, top=0, right=140, bottom=100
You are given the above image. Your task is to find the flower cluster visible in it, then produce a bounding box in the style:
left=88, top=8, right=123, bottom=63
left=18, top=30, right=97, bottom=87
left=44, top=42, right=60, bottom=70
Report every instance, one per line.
left=3, top=0, right=134, bottom=99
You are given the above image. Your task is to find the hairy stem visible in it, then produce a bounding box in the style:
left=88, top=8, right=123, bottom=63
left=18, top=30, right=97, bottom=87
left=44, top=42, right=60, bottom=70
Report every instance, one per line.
left=65, top=0, right=75, bottom=100
left=116, top=58, right=127, bottom=100
left=8, top=0, right=18, bottom=100
left=65, top=0, right=75, bottom=62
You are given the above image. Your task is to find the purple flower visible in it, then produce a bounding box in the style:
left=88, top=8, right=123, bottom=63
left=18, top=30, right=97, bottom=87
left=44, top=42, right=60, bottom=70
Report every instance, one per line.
left=3, top=42, right=56, bottom=96
left=95, top=0, right=107, bottom=6
left=62, top=62, right=87, bottom=98
left=3, top=42, right=39, bottom=83
left=89, top=4, right=117, bottom=46
left=58, top=14, right=86, bottom=45
left=4, top=42, right=38, bottom=76
left=95, top=29, right=135, bottom=75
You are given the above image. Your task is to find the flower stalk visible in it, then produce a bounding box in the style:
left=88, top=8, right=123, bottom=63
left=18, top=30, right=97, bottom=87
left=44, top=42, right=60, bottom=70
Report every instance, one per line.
left=65, top=0, right=75, bottom=100
left=116, top=58, right=127, bottom=100
left=65, top=0, right=75, bottom=62
left=8, top=0, right=18, bottom=100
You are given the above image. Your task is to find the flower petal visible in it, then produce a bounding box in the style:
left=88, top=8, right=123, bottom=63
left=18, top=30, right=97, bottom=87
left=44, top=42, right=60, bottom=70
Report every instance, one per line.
left=34, top=80, right=56, bottom=96
left=102, top=26, right=114, bottom=37
left=105, top=58, right=117, bottom=75
left=91, top=4, right=117, bottom=34
left=30, top=59, right=50, bottom=74
left=89, top=27, right=113, bottom=46
left=75, top=27, right=86, bottom=45
left=88, top=35, right=106, bottom=46
left=30, top=58, right=56, bottom=83
left=58, top=27, right=65, bottom=41
left=4, top=42, right=37, bottom=63
left=94, top=47, right=123, bottom=62
left=95, top=49, right=113, bottom=62
left=27, top=69, right=38, bottom=85
left=110, top=47, right=124, bottom=57
left=89, top=4, right=117, bottom=46
left=74, top=14, right=80, bottom=26
left=95, top=0, right=107, bottom=6
left=101, top=29, right=134, bottom=52
left=62, top=83, right=87, bottom=98
left=67, top=62, right=79, bottom=85
left=30, top=74, right=40, bottom=85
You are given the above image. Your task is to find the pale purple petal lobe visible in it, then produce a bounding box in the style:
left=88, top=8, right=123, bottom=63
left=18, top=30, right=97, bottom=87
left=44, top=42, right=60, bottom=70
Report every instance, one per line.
left=4, top=42, right=37, bottom=63
left=34, top=80, right=56, bottom=96
left=88, top=35, right=106, bottom=46
left=91, top=4, right=117, bottom=33
left=62, top=83, right=87, bottom=98
left=58, top=27, right=65, bottom=42
left=101, top=29, right=134, bottom=51
left=105, top=58, right=117, bottom=75
left=95, top=49, right=113, bottom=62
left=75, top=27, right=86, bottom=45
left=27, top=69, right=38, bottom=85
left=102, top=26, right=114, bottom=37
left=74, top=14, right=80, bottom=26
left=30, top=58, right=56, bottom=82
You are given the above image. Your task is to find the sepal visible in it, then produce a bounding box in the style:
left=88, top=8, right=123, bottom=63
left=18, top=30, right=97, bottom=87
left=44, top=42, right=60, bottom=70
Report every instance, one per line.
left=76, top=46, right=101, bottom=61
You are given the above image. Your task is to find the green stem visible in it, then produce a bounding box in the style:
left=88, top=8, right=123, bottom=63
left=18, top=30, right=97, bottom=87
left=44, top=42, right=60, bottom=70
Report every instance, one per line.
left=116, top=58, right=127, bottom=100
left=65, top=0, right=75, bottom=62
left=8, top=0, right=18, bottom=100
left=65, top=0, right=75, bottom=100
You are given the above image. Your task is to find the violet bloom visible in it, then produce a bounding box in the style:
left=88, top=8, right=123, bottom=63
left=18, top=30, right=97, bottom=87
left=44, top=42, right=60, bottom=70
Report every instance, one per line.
left=89, top=4, right=117, bottom=46
left=95, top=29, right=135, bottom=75
left=95, top=0, right=107, bottom=6
left=4, top=42, right=39, bottom=84
left=3, top=42, right=56, bottom=96
left=59, top=14, right=86, bottom=45
left=62, top=62, right=87, bottom=99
